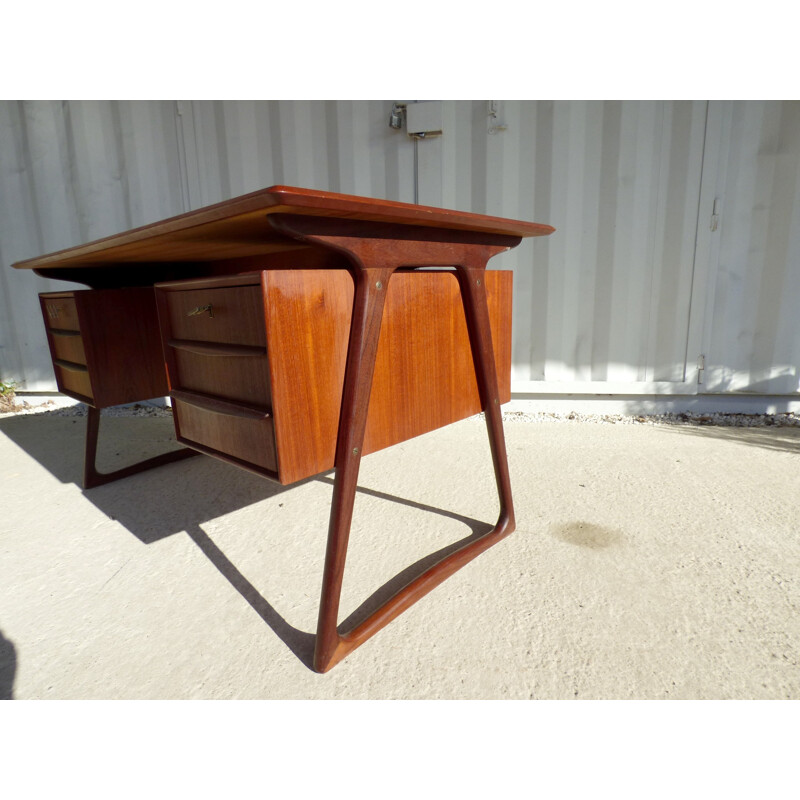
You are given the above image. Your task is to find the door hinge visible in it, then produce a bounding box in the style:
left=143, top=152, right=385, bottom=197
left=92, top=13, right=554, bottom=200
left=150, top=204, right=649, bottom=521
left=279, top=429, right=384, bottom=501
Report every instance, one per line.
left=697, top=354, right=705, bottom=384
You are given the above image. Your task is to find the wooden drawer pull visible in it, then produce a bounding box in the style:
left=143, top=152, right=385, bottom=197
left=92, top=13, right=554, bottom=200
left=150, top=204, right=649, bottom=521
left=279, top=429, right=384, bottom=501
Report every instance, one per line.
left=172, top=389, right=270, bottom=420
left=187, top=304, right=213, bottom=318
left=168, top=339, right=266, bottom=357
left=54, top=358, right=89, bottom=373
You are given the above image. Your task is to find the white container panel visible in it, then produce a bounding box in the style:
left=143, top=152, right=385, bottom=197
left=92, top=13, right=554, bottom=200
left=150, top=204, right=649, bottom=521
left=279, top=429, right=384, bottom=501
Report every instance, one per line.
left=182, top=100, right=416, bottom=207
left=703, top=101, right=800, bottom=395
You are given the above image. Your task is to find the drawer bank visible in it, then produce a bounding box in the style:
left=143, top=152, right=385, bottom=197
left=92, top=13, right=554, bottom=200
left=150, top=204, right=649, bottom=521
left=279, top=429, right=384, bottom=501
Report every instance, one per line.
left=156, top=268, right=512, bottom=485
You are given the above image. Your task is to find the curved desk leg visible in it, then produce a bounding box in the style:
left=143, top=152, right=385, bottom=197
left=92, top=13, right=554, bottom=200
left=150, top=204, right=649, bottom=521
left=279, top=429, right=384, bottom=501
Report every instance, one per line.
left=265, top=215, right=520, bottom=673
left=83, top=405, right=199, bottom=490
left=455, top=260, right=516, bottom=532
left=313, top=258, right=515, bottom=673
left=314, top=266, right=394, bottom=672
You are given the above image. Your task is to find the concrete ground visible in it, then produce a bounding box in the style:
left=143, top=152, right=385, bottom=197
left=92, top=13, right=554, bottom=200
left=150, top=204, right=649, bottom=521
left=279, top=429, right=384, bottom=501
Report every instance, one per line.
left=1, top=406, right=799, bottom=700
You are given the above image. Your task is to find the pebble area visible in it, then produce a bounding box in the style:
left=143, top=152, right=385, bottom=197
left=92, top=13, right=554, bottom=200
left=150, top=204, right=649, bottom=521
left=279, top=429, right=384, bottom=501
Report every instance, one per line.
left=3, top=398, right=799, bottom=428
left=500, top=410, right=800, bottom=427
left=0, top=400, right=172, bottom=418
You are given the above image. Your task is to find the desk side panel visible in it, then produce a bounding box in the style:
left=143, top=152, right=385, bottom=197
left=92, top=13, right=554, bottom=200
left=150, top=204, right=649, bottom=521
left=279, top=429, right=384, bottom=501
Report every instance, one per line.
left=363, top=269, right=511, bottom=455
left=264, top=269, right=355, bottom=485
left=266, top=269, right=512, bottom=485
left=76, top=288, right=170, bottom=407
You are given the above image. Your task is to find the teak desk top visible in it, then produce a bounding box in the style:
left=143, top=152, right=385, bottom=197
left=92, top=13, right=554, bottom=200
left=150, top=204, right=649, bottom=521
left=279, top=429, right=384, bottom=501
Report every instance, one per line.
left=13, top=185, right=554, bottom=278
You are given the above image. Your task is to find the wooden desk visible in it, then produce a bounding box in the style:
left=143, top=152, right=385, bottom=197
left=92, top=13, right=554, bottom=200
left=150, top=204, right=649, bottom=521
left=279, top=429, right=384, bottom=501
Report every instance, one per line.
left=13, top=186, right=554, bottom=672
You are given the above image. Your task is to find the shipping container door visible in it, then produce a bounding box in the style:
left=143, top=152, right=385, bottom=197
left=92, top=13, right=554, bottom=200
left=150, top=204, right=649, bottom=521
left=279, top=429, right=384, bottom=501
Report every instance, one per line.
left=697, top=101, right=800, bottom=397
left=405, top=100, right=709, bottom=397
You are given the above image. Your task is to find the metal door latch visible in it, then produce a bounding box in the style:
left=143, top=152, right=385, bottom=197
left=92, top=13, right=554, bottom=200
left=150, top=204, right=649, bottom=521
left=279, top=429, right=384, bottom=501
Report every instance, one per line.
left=405, top=101, right=443, bottom=140
left=710, top=197, right=722, bottom=232
left=488, top=101, right=508, bottom=134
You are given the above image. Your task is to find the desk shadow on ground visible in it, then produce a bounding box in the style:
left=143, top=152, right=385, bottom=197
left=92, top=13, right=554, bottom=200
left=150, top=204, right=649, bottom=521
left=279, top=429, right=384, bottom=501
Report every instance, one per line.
left=0, top=411, right=492, bottom=671
left=0, top=628, right=16, bottom=700
left=313, top=477, right=493, bottom=633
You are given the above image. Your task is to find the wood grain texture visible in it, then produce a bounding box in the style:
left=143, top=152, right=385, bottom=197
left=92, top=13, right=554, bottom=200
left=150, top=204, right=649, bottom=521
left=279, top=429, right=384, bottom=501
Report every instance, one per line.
left=363, top=269, right=511, bottom=455
left=75, top=288, right=169, bottom=408
left=166, top=285, right=266, bottom=347
left=50, top=331, right=87, bottom=365
left=261, top=268, right=354, bottom=484
left=14, top=185, right=555, bottom=272
left=170, top=389, right=269, bottom=420
left=155, top=281, right=277, bottom=470
left=40, top=291, right=85, bottom=404
left=40, top=288, right=168, bottom=408
left=170, top=349, right=271, bottom=409
left=313, top=264, right=394, bottom=670
left=262, top=269, right=511, bottom=485
left=54, top=362, right=93, bottom=401
left=174, top=400, right=278, bottom=473
left=155, top=268, right=511, bottom=486
left=38, top=289, right=197, bottom=488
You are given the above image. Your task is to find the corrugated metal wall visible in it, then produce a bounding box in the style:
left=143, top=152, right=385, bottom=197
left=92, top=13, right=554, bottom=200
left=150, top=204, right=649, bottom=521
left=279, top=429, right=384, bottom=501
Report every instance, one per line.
left=1, top=100, right=799, bottom=403
left=179, top=100, right=415, bottom=208
left=0, top=100, right=187, bottom=390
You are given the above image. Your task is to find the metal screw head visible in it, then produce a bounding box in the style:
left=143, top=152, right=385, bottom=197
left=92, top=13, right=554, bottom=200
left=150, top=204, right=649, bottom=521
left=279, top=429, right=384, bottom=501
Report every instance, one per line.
left=375, top=281, right=383, bottom=290
left=352, top=448, right=359, bottom=455
left=476, top=279, right=481, bottom=286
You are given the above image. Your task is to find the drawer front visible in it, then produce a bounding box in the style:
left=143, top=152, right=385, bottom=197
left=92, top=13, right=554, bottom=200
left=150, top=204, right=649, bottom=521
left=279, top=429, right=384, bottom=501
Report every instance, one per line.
left=50, top=331, right=87, bottom=365
left=175, top=400, right=277, bottom=473
left=171, top=348, right=271, bottom=409
left=55, top=362, right=93, bottom=401
left=42, top=296, right=80, bottom=331
left=166, top=286, right=266, bottom=347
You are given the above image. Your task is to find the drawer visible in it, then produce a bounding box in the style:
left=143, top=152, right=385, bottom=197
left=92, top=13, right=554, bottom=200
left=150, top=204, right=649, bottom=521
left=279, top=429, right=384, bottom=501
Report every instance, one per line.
left=166, top=286, right=266, bottom=347
left=50, top=331, right=87, bottom=365
left=169, top=344, right=271, bottom=409
left=54, top=360, right=93, bottom=401
left=174, top=397, right=277, bottom=474
left=42, top=296, right=80, bottom=331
